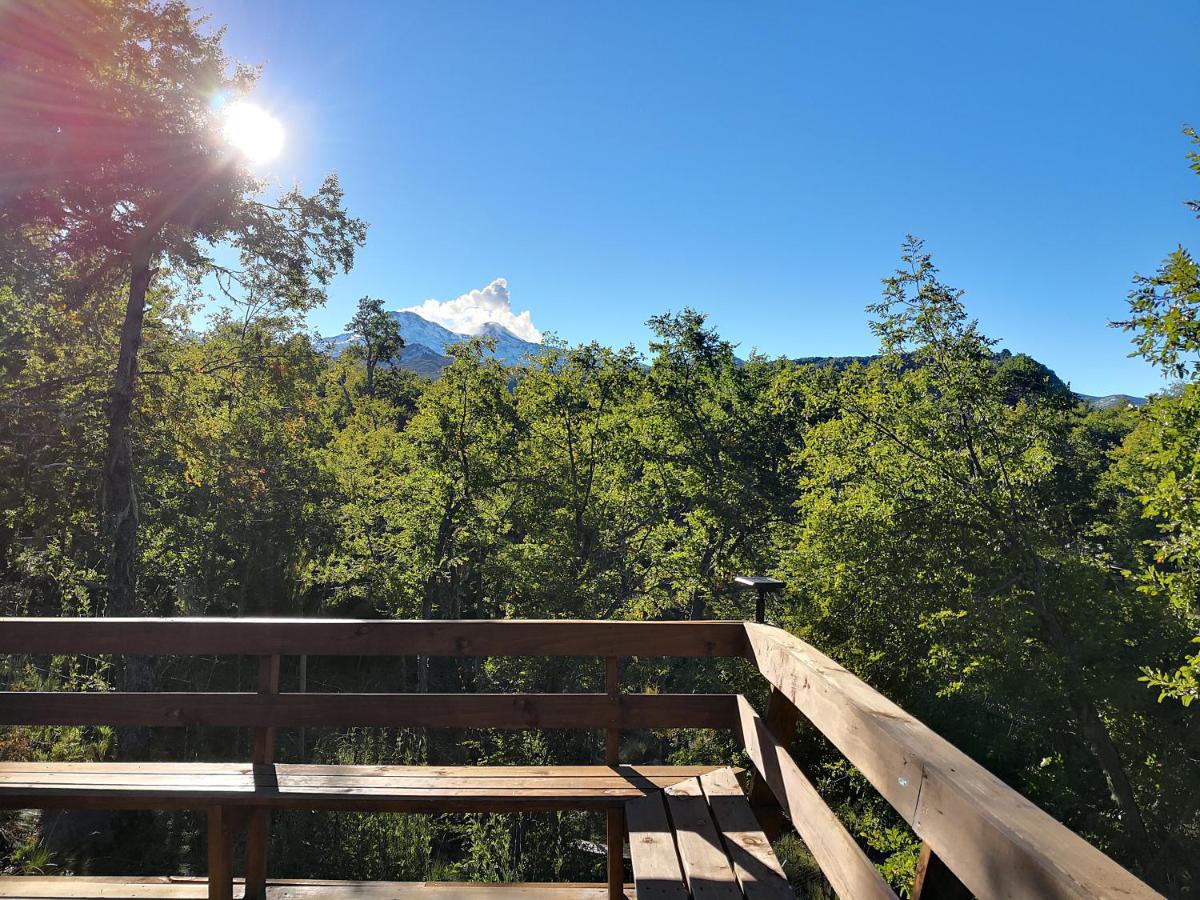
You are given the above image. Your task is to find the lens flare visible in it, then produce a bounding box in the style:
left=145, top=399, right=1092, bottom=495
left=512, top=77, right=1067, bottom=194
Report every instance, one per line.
left=220, top=100, right=284, bottom=164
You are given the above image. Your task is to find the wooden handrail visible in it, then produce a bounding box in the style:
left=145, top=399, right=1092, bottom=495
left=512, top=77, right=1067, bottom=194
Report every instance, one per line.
left=0, top=618, right=747, bottom=657
left=742, top=623, right=1162, bottom=900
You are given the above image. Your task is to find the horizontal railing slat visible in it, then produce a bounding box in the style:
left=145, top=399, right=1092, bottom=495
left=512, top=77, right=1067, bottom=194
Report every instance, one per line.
left=0, top=692, right=738, bottom=729
left=0, top=618, right=747, bottom=657
left=743, top=623, right=1162, bottom=900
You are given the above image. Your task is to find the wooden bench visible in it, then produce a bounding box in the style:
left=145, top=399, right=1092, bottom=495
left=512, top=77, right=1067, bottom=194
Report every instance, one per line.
left=0, top=878, right=636, bottom=898
left=0, top=619, right=749, bottom=900
left=0, top=762, right=719, bottom=812
left=626, top=767, right=792, bottom=900
left=0, top=762, right=719, bottom=900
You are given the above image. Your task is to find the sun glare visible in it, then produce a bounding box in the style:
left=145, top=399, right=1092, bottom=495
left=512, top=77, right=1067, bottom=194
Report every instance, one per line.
left=220, top=100, right=285, bottom=164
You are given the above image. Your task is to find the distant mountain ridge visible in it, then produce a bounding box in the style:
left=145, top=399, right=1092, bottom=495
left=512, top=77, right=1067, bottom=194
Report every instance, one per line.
left=791, top=352, right=1146, bottom=407
left=324, top=309, right=542, bottom=371
left=326, top=310, right=1146, bottom=408
left=1075, top=393, right=1147, bottom=409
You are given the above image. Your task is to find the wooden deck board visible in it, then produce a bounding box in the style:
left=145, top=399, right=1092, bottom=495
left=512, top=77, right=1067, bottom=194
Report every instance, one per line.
left=662, top=778, right=741, bottom=900
left=695, top=769, right=791, bottom=900
left=625, top=791, right=689, bottom=900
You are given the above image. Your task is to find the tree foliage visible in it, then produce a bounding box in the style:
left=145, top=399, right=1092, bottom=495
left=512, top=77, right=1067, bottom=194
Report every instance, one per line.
left=0, top=2, right=1197, bottom=894
left=1114, top=126, right=1200, bottom=712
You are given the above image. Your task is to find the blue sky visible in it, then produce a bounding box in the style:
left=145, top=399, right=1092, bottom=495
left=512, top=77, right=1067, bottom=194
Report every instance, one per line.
left=203, top=0, right=1198, bottom=396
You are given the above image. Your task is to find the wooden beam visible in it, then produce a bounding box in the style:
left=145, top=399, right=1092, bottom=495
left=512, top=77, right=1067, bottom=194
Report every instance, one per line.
left=245, top=655, right=280, bottom=900
left=625, top=790, right=689, bottom=900
left=605, top=657, right=621, bottom=766
left=607, top=808, right=625, bottom=900
left=744, top=623, right=1163, bottom=900
left=911, top=843, right=972, bottom=900
left=251, top=655, right=281, bottom=762
left=206, top=806, right=233, bottom=900
left=746, top=688, right=799, bottom=840
left=0, top=619, right=748, bottom=658
left=0, top=692, right=738, bottom=730
left=735, top=696, right=897, bottom=900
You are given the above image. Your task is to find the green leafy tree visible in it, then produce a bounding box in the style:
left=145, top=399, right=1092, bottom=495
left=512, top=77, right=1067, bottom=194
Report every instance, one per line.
left=781, top=238, right=1191, bottom=885
left=346, top=296, right=404, bottom=397
left=0, top=0, right=366, bottom=621
left=639, top=310, right=800, bottom=620
left=508, top=340, right=647, bottom=618
left=137, top=316, right=335, bottom=617
left=1111, top=127, right=1200, bottom=709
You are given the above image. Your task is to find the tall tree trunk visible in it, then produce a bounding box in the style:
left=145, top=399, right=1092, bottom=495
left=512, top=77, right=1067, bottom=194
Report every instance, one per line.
left=103, top=241, right=155, bottom=758
left=104, top=243, right=151, bottom=615
left=688, top=544, right=717, bottom=620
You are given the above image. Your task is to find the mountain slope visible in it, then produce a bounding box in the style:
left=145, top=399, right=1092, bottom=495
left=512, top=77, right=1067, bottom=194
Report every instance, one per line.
left=328, top=311, right=1146, bottom=405
left=325, top=310, right=541, bottom=374
left=1075, top=393, right=1148, bottom=409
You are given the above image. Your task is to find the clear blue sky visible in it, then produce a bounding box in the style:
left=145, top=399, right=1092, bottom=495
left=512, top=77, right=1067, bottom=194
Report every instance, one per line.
left=203, top=0, right=1198, bottom=396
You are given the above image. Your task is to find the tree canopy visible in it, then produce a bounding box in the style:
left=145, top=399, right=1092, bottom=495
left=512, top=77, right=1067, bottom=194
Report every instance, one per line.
left=0, top=2, right=1197, bottom=895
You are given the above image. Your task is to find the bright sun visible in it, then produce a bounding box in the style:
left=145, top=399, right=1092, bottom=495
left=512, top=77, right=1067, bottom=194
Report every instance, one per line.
left=220, top=100, right=285, bottom=164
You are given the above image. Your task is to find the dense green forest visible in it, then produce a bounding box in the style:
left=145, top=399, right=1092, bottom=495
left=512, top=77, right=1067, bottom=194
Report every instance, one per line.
left=1, top=1, right=1198, bottom=896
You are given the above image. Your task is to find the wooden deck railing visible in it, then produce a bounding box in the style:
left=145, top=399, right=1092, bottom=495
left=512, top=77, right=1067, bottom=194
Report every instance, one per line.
left=0, top=618, right=1162, bottom=900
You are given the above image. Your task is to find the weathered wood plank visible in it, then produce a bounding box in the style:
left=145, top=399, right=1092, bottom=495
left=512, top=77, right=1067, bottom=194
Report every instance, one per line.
left=0, top=619, right=747, bottom=658
left=624, top=791, right=689, bottom=900
left=746, top=688, right=799, bottom=840
left=0, top=763, right=719, bottom=777
left=662, top=777, right=741, bottom=899
left=0, top=878, right=634, bottom=898
left=0, top=764, right=720, bottom=813
left=0, top=692, right=737, bottom=729
left=735, top=695, right=897, bottom=900
left=744, top=624, right=1162, bottom=900
left=697, top=767, right=793, bottom=900
left=0, top=772, right=713, bottom=789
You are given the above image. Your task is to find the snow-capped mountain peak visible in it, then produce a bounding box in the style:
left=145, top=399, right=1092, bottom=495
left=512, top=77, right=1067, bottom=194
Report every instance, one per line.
left=324, top=309, right=542, bottom=376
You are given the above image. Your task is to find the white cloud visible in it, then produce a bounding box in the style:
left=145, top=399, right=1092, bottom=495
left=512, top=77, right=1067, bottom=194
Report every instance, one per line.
left=401, top=278, right=542, bottom=342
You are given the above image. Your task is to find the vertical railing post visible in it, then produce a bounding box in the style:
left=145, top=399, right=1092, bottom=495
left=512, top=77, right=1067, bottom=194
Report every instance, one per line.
left=748, top=687, right=801, bottom=839
left=207, top=805, right=234, bottom=900
left=245, top=653, right=280, bottom=900
left=298, top=653, right=308, bottom=758
left=912, top=842, right=972, bottom=899
left=605, top=655, right=624, bottom=899
left=605, top=656, right=621, bottom=766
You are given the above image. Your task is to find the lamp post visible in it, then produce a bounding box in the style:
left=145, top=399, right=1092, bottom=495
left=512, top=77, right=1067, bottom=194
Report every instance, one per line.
left=733, top=575, right=786, bottom=624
